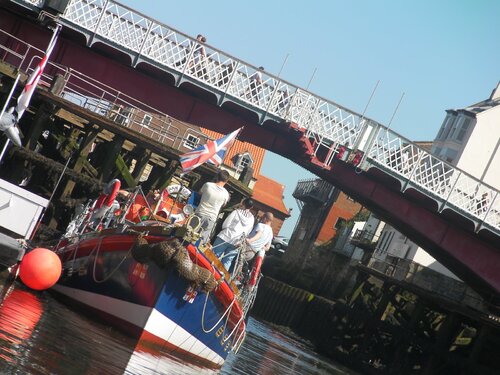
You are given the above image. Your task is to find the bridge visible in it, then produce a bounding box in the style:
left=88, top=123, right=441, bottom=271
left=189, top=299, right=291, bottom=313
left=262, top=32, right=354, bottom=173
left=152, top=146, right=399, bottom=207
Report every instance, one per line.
left=1, top=0, right=500, bottom=299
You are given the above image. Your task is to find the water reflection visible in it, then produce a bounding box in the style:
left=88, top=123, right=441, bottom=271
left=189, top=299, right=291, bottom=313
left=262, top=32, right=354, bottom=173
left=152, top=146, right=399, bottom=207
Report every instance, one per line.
left=0, top=284, right=354, bottom=374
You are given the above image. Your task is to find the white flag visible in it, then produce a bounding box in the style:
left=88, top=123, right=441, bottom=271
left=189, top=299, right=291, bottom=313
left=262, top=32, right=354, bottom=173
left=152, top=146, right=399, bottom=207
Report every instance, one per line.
left=16, top=25, right=60, bottom=120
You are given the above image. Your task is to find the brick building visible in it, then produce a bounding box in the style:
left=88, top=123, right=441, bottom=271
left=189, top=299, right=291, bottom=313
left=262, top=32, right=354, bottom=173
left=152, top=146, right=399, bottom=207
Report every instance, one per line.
left=284, top=178, right=363, bottom=267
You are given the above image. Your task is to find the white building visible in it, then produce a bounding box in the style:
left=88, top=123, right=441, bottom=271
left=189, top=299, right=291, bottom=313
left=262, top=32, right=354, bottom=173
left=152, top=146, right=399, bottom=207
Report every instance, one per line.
left=369, top=82, right=500, bottom=284
left=432, top=81, right=500, bottom=189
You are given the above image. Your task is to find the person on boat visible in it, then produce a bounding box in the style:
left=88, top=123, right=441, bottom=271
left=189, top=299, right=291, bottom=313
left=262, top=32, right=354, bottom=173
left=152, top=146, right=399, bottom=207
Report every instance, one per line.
left=212, top=198, right=255, bottom=271
left=195, top=169, right=230, bottom=243
left=244, top=211, right=274, bottom=262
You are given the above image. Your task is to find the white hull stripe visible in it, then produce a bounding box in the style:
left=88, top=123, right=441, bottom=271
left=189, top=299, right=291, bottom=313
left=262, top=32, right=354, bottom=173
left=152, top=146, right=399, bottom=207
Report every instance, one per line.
left=52, top=285, right=224, bottom=365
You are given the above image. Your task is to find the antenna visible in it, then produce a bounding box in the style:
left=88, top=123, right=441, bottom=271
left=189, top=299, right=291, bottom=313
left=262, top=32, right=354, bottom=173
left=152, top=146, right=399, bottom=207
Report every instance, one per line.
left=305, top=67, right=317, bottom=91
left=361, top=80, right=380, bottom=119
left=277, top=53, right=290, bottom=79
left=387, top=92, right=405, bottom=130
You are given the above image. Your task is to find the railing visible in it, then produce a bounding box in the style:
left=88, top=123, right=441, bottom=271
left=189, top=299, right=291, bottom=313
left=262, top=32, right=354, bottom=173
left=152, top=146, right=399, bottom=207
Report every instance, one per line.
left=5, top=0, right=500, bottom=235
left=351, top=229, right=380, bottom=250
left=293, top=178, right=333, bottom=204
left=25, top=54, right=213, bottom=151
left=367, top=256, right=493, bottom=312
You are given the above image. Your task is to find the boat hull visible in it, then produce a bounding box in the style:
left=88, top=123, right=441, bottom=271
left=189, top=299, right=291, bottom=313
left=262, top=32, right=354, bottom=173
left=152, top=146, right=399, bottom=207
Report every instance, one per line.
left=52, top=232, right=245, bottom=368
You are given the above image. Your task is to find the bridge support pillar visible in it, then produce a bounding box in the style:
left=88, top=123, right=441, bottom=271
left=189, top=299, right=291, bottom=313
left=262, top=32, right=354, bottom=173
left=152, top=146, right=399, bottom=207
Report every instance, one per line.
left=24, top=103, right=53, bottom=151
left=98, top=135, right=125, bottom=182
left=359, top=284, right=398, bottom=356
left=131, top=148, right=152, bottom=184
left=60, top=126, right=100, bottom=199
left=422, top=312, right=459, bottom=374
left=142, top=159, right=178, bottom=192
left=392, top=301, right=425, bottom=373
left=465, top=324, right=490, bottom=372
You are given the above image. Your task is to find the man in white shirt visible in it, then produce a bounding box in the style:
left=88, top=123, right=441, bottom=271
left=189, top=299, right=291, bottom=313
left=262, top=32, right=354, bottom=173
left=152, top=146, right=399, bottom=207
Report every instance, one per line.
left=195, top=170, right=230, bottom=243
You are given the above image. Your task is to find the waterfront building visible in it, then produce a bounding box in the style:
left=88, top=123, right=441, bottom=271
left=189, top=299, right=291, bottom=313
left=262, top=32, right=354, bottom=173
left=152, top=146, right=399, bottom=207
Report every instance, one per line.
left=279, top=178, right=364, bottom=289
left=431, top=82, right=500, bottom=188
left=363, top=83, right=500, bottom=304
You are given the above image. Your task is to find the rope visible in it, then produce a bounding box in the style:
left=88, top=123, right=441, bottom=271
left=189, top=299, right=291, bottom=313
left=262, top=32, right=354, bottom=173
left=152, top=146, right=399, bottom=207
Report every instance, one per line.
left=233, top=330, right=246, bottom=353
left=200, top=291, right=237, bottom=333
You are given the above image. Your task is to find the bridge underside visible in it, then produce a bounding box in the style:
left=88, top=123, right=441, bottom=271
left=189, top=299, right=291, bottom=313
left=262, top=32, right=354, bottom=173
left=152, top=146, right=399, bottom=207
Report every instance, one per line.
left=1, top=8, right=499, bottom=298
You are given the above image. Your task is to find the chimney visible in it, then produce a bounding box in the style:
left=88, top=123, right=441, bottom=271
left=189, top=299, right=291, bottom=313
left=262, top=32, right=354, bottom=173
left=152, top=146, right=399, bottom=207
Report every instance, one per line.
left=490, top=81, right=500, bottom=101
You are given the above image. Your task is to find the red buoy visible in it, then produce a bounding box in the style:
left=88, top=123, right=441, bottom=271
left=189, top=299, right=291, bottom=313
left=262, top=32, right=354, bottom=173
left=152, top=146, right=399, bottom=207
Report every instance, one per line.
left=19, top=248, right=62, bottom=291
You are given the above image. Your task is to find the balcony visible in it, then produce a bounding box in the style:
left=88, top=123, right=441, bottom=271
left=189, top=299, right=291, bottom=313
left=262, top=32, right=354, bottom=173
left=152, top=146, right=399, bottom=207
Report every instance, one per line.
left=293, top=178, right=333, bottom=204
left=350, top=229, right=379, bottom=251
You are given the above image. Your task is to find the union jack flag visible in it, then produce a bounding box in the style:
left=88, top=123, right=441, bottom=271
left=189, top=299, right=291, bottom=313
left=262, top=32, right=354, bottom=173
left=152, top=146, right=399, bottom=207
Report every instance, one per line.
left=180, top=128, right=242, bottom=173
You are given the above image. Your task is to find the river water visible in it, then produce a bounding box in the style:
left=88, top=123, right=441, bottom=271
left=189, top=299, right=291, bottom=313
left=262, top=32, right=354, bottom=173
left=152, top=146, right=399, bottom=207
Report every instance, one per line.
left=0, top=282, right=355, bottom=375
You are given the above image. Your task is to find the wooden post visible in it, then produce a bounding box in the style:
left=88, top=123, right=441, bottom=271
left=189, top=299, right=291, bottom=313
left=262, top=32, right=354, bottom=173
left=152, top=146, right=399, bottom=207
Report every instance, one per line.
left=131, top=148, right=152, bottom=184
left=98, top=134, right=125, bottom=181
left=60, top=127, right=100, bottom=199
left=25, top=103, right=53, bottom=151
left=422, top=312, right=459, bottom=374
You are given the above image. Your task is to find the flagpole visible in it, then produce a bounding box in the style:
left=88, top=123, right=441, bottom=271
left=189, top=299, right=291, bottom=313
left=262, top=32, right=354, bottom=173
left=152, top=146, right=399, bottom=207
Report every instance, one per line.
left=30, top=153, right=72, bottom=240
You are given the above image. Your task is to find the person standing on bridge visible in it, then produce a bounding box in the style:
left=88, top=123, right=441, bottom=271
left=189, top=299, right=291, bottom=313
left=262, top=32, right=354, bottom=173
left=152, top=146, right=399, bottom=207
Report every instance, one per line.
left=247, top=66, right=264, bottom=102
left=192, top=34, right=208, bottom=80
left=195, top=169, right=230, bottom=244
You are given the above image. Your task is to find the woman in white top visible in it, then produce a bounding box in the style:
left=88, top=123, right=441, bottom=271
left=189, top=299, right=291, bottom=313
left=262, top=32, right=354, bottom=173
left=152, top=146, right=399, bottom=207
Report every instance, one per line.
left=245, top=212, right=274, bottom=260
left=213, top=198, right=255, bottom=271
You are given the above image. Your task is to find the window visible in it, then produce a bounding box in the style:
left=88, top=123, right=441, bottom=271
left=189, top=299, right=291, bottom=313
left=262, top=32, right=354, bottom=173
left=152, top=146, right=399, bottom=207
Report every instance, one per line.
left=436, top=116, right=449, bottom=139
left=142, top=114, right=152, bottom=127
left=236, top=152, right=253, bottom=172
left=444, top=148, right=458, bottom=163
left=455, top=117, right=472, bottom=142
left=183, top=134, right=200, bottom=149
left=441, top=116, right=456, bottom=140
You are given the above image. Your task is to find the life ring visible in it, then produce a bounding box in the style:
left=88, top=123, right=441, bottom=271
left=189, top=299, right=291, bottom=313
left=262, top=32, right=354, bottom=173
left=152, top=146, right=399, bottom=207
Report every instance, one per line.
left=248, top=249, right=264, bottom=287
left=95, top=179, right=121, bottom=209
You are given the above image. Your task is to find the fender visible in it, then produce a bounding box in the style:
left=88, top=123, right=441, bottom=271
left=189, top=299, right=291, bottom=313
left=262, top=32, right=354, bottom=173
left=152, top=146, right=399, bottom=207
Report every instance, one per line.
left=95, top=179, right=121, bottom=209
left=249, top=249, right=265, bottom=287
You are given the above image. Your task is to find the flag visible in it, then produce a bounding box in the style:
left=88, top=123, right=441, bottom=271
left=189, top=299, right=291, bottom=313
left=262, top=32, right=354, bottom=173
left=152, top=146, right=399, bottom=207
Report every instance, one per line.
left=0, top=25, right=60, bottom=147
left=16, top=25, right=60, bottom=120
left=180, top=128, right=242, bottom=173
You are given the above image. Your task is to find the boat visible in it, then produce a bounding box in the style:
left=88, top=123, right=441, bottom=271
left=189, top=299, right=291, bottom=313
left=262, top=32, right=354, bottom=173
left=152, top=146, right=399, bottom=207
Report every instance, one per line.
left=50, top=179, right=261, bottom=368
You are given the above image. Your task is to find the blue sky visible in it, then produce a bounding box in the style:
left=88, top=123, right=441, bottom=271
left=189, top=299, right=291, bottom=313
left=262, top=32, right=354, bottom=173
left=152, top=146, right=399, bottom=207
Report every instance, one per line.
left=119, top=0, right=499, bottom=237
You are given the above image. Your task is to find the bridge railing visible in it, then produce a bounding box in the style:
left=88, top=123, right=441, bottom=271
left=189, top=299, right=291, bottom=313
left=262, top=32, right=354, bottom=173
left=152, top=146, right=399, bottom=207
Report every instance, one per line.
left=54, top=0, right=367, bottom=140
left=6, top=0, right=500, bottom=235
left=365, top=126, right=500, bottom=230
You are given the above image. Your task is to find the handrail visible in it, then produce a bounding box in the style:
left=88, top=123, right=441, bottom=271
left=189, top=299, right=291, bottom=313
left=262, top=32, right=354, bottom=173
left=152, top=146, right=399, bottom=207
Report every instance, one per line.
left=367, top=255, right=498, bottom=312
